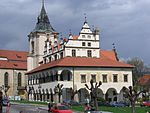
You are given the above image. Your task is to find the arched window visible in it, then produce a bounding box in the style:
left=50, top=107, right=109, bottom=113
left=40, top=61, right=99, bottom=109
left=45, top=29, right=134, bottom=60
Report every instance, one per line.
left=31, top=41, right=34, bottom=53
left=4, top=72, right=9, bottom=87
left=18, top=72, right=22, bottom=86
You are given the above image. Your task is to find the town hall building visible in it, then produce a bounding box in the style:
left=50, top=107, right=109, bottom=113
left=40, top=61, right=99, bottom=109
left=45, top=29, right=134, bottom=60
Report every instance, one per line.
left=27, top=2, right=133, bottom=103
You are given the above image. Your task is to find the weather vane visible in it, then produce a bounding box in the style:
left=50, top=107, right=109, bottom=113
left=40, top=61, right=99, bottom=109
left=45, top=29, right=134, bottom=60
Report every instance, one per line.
left=84, top=13, right=87, bottom=23
left=69, top=29, right=72, bottom=36
left=42, top=0, right=45, bottom=6
left=112, top=43, right=116, bottom=50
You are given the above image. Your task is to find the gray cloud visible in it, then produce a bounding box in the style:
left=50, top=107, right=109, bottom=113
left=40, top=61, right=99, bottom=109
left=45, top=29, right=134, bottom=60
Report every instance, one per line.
left=0, top=0, right=150, bottom=65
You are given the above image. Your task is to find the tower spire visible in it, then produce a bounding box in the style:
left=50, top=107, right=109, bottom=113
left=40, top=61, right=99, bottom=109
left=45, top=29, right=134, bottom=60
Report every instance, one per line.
left=42, top=0, right=44, bottom=6
left=33, top=0, right=56, bottom=33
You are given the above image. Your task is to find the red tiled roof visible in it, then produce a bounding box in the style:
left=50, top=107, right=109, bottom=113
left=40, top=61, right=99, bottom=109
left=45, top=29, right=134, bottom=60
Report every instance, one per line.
left=138, top=74, right=150, bottom=86
left=0, top=50, right=28, bottom=70
left=100, top=50, right=117, bottom=61
left=27, top=50, right=133, bottom=74
left=0, top=50, right=28, bottom=61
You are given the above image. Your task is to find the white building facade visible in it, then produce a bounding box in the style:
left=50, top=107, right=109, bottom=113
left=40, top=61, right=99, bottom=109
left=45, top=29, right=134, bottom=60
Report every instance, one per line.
left=27, top=2, right=133, bottom=103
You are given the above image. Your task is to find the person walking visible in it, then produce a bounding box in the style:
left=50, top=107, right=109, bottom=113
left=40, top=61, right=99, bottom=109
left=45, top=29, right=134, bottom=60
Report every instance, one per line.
left=48, top=102, right=52, bottom=113
left=84, top=103, right=90, bottom=113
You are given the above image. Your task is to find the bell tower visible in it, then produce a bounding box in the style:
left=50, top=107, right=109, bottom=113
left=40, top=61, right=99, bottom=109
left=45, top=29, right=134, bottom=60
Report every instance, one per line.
left=27, top=0, right=57, bottom=71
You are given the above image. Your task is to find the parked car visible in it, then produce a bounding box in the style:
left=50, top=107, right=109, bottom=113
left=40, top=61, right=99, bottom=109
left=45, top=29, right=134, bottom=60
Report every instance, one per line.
left=141, top=101, right=150, bottom=107
left=62, top=100, right=80, bottom=106
left=69, top=100, right=81, bottom=106
left=109, top=101, right=129, bottom=107
left=51, top=105, right=73, bottom=113
left=118, top=102, right=130, bottom=107
left=2, top=98, right=10, bottom=106
left=98, top=101, right=110, bottom=106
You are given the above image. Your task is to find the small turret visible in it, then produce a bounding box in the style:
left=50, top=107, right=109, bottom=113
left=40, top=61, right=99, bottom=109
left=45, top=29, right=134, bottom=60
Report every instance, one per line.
left=93, top=27, right=100, bottom=36
left=112, top=43, right=119, bottom=61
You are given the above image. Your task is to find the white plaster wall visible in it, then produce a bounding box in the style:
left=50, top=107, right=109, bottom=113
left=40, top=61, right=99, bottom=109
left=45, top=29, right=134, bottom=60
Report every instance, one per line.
left=65, top=48, right=100, bottom=58
left=29, top=67, right=132, bottom=95
left=66, top=40, right=99, bottom=48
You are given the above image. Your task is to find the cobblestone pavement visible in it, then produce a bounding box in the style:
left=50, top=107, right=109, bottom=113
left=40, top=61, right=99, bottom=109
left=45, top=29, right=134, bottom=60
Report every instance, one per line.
left=2, top=104, right=83, bottom=113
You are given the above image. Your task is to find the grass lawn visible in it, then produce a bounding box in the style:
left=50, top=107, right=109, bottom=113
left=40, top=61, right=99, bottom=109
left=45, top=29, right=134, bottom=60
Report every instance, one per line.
left=11, top=100, right=150, bottom=113
left=71, top=106, right=150, bottom=113
left=10, top=100, right=48, bottom=105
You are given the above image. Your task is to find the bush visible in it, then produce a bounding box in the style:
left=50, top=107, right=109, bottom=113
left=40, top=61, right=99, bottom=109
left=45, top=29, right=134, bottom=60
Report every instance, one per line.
left=97, top=97, right=105, bottom=102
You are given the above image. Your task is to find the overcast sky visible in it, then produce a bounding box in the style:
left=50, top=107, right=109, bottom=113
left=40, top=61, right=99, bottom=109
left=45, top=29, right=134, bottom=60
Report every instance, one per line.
left=0, top=0, right=150, bottom=65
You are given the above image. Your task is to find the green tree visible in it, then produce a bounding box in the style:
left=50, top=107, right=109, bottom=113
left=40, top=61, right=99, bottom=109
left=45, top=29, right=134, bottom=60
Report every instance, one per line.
left=127, top=57, right=145, bottom=85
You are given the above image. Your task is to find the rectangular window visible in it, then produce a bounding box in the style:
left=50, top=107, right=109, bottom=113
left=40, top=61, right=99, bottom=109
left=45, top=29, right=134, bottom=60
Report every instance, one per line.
left=91, top=74, right=96, bottom=82
left=113, top=74, right=118, bottom=82
left=44, top=58, right=46, bottom=64
left=60, top=52, right=63, bottom=59
left=82, top=35, right=85, bottom=38
left=102, top=74, right=107, bottom=83
left=88, top=35, right=91, bottom=38
left=82, top=42, right=86, bottom=46
left=124, top=74, right=128, bottom=82
left=72, top=49, right=76, bottom=57
left=87, top=50, right=92, bottom=57
left=81, top=75, right=86, bottom=83
left=88, top=42, right=91, bottom=47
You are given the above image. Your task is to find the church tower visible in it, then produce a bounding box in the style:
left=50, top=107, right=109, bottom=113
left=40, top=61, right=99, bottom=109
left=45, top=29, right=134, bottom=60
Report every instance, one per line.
left=27, top=1, right=58, bottom=71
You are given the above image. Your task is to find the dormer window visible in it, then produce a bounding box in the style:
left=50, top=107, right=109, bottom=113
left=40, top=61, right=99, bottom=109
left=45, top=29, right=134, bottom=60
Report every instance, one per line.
left=44, top=58, right=46, bottom=64
left=54, top=47, right=57, bottom=51
left=49, top=49, right=52, bottom=53
left=87, top=50, right=92, bottom=57
left=54, top=54, right=57, bottom=61
left=82, top=35, right=85, bottom=38
left=49, top=57, right=51, bottom=62
left=54, top=41, right=57, bottom=46
left=82, top=42, right=86, bottom=46
left=72, top=49, right=76, bottom=57
left=60, top=52, right=63, bottom=59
